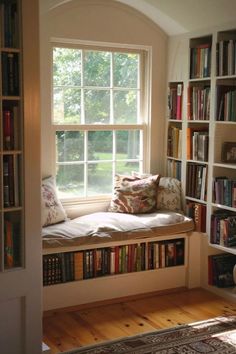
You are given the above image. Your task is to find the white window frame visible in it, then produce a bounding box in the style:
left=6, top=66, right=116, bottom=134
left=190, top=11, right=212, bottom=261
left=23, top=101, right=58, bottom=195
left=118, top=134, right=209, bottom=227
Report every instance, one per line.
left=50, top=38, right=152, bottom=205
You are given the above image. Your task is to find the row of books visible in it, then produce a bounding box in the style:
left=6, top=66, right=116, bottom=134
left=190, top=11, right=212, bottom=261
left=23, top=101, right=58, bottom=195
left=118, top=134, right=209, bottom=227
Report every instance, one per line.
left=166, top=159, right=181, bottom=181
left=216, top=39, right=236, bottom=77
left=210, top=210, right=236, bottom=247
left=168, top=83, right=183, bottom=120
left=217, top=88, right=236, bottom=122
left=0, top=1, right=19, bottom=48
left=187, top=128, right=209, bottom=162
left=167, top=126, right=182, bottom=159
left=43, top=239, right=185, bottom=286
left=1, top=52, right=19, bottom=96
left=4, top=218, right=21, bottom=268
left=2, top=106, right=20, bottom=150
left=213, top=177, right=236, bottom=208
left=187, top=86, right=210, bottom=120
left=3, top=154, right=20, bottom=208
left=186, top=202, right=206, bottom=232
left=208, top=253, right=236, bottom=288
left=186, top=163, right=207, bottom=201
left=190, top=44, right=211, bottom=79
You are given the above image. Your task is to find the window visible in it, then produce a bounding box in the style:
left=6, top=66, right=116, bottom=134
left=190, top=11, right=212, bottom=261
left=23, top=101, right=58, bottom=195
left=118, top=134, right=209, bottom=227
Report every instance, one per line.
left=52, top=44, right=149, bottom=200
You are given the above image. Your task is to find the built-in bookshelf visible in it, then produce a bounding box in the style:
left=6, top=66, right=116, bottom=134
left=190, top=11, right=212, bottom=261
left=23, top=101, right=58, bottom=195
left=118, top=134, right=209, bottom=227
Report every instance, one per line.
left=211, top=28, right=236, bottom=265
left=0, top=0, right=23, bottom=271
left=167, top=81, right=183, bottom=181
left=43, top=238, right=185, bottom=286
left=0, top=0, right=41, bottom=351
left=167, top=27, right=236, bottom=299
left=187, top=36, right=211, bottom=231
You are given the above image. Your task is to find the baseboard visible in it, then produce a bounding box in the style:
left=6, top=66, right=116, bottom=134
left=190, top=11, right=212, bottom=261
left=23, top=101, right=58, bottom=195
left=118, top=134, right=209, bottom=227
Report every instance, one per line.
left=43, top=286, right=188, bottom=316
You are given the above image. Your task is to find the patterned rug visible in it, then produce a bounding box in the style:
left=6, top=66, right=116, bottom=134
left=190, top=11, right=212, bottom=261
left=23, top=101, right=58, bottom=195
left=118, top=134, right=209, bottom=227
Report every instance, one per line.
left=62, top=316, right=236, bottom=354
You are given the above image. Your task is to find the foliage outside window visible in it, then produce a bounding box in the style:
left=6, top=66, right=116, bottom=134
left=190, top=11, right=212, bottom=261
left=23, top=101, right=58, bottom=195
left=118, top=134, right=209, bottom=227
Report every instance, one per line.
left=52, top=45, right=147, bottom=200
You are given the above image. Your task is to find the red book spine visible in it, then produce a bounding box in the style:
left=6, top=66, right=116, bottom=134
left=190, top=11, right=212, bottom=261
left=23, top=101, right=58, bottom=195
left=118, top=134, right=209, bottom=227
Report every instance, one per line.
left=176, top=84, right=182, bottom=120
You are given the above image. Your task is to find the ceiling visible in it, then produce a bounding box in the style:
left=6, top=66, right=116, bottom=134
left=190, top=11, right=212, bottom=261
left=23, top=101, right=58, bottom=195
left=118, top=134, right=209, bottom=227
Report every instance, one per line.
left=41, top=0, right=236, bottom=35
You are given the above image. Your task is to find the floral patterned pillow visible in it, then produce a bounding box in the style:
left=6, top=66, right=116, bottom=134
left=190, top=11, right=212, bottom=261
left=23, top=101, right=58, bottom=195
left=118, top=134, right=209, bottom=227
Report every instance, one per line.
left=108, top=174, right=160, bottom=214
left=41, top=176, right=67, bottom=227
left=156, top=177, right=182, bottom=212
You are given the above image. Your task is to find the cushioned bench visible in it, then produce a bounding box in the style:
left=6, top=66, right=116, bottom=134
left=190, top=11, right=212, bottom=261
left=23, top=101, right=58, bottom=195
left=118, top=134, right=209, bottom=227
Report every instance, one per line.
left=42, top=210, right=194, bottom=248
left=42, top=175, right=194, bottom=249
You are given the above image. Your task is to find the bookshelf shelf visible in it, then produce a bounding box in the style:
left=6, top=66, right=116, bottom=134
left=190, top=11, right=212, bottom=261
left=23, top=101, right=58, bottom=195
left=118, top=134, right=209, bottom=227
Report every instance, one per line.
left=188, top=120, right=210, bottom=124
left=189, top=77, right=211, bottom=82
left=213, top=163, right=236, bottom=169
left=186, top=197, right=207, bottom=204
left=167, top=156, right=182, bottom=161
left=187, top=159, right=208, bottom=165
left=209, top=242, right=236, bottom=255
left=168, top=119, right=182, bottom=123
left=0, top=48, right=20, bottom=53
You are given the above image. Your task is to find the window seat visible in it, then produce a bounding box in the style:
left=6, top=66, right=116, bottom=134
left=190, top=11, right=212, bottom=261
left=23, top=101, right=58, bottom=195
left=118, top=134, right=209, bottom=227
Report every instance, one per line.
left=42, top=210, right=194, bottom=249
left=42, top=177, right=200, bottom=311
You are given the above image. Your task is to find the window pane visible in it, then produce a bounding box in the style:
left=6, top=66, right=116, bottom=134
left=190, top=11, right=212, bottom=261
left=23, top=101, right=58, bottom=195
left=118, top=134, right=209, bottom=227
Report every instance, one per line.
left=84, top=51, right=110, bottom=87
left=53, top=87, right=64, bottom=123
left=53, top=87, right=81, bottom=124
left=56, top=131, right=84, bottom=162
left=113, top=53, right=138, bottom=88
left=116, top=161, right=139, bottom=175
left=116, top=130, right=140, bottom=159
left=114, top=90, right=137, bottom=124
left=88, top=131, right=112, bottom=160
left=56, top=164, right=84, bottom=198
left=53, top=47, right=81, bottom=86
left=84, top=89, right=110, bottom=124
left=88, top=162, right=112, bottom=195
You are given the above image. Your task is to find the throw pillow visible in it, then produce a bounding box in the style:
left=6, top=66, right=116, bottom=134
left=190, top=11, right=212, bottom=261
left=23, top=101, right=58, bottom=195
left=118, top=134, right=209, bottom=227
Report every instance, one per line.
left=41, top=176, right=67, bottom=227
left=108, top=174, right=160, bottom=214
left=156, top=177, right=182, bottom=212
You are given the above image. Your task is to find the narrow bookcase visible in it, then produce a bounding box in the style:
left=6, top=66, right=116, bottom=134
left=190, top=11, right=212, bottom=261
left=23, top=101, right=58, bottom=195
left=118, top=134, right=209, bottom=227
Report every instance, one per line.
left=210, top=28, right=236, bottom=266
left=0, top=0, right=41, bottom=351
left=166, top=81, right=183, bottom=181
left=0, top=0, right=23, bottom=271
left=167, top=26, right=236, bottom=300
left=186, top=36, right=211, bottom=233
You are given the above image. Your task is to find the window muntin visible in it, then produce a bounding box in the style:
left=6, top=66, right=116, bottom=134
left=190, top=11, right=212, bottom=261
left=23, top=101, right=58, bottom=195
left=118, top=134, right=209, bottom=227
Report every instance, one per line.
left=52, top=45, right=146, bottom=200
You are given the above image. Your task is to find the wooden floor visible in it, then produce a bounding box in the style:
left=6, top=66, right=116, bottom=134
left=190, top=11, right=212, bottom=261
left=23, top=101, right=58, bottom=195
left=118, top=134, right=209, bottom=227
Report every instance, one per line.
left=43, top=288, right=236, bottom=354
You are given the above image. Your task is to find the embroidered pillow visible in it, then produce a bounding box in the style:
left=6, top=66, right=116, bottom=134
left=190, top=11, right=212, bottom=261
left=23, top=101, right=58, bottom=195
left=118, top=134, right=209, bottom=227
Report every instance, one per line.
left=108, top=174, right=160, bottom=214
left=156, top=177, right=182, bottom=212
left=41, top=176, right=67, bottom=227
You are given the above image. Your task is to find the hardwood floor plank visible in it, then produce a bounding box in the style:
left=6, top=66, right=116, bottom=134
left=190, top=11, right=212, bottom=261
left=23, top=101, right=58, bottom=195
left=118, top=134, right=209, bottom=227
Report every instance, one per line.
left=43, top=288, right=236, bottom=354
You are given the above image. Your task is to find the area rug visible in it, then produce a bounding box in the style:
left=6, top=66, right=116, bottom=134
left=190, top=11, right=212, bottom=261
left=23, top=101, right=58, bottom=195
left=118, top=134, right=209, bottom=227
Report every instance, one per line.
left=62, top=315, right=236, bottom=354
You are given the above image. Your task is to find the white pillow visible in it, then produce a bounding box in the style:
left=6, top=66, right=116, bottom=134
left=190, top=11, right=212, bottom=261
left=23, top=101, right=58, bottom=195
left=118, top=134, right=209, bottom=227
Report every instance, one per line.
left=156, top=177, right=182, bottom=212
left=41, top=176, right=67, bottom=227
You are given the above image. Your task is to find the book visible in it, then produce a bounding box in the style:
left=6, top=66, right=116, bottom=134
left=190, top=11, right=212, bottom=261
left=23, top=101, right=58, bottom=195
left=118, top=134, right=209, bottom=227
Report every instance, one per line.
left=3, top=110, right=12, bottom=149
left=209, top=253, right=236, bottom=288
left=4, top=220, right=14, bottom=267
left=74, top=251, right=83, bottom=280
left=175, top=239, right=185, bottom=265
left=176, top=83, right=182, bottom=120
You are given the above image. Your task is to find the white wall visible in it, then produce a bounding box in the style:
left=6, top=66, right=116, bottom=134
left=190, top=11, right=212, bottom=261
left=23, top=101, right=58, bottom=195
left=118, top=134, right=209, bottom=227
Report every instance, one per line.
left=40, top=0, right=168, bottom=178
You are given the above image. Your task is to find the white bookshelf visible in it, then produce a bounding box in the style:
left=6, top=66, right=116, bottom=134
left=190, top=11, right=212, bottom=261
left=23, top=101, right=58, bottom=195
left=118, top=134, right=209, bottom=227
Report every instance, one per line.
left=43, top=232, right=203, bottom=311
left=167, top=24, right=236, bottom=301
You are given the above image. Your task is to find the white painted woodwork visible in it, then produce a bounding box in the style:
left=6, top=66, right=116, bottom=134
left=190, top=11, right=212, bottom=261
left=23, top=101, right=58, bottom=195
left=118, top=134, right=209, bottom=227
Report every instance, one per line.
left=0, top=1, right=42, bottom=353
